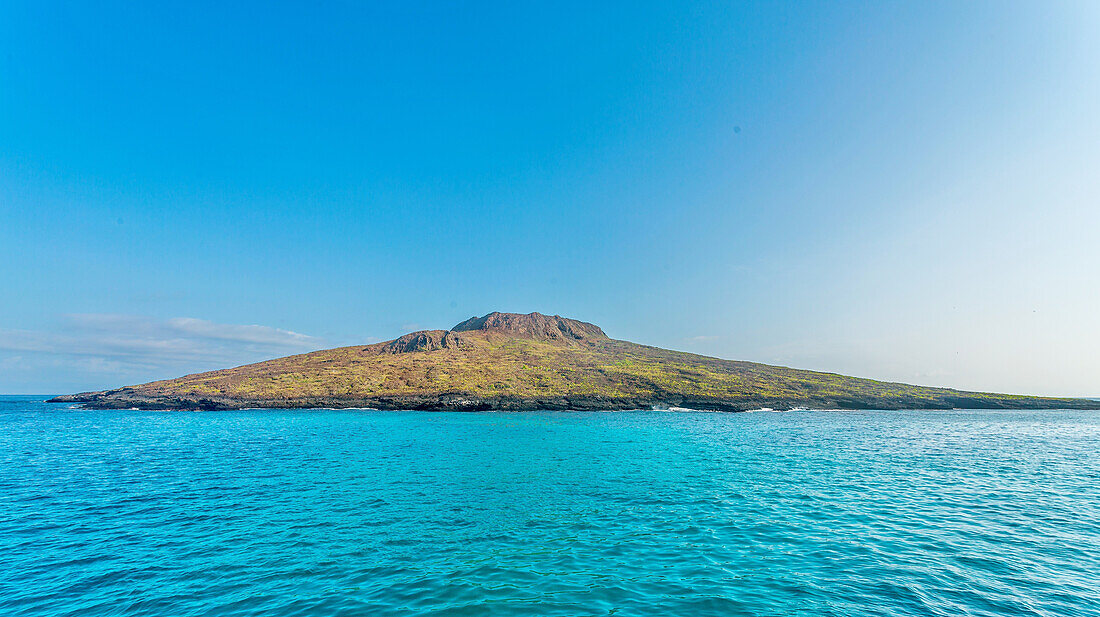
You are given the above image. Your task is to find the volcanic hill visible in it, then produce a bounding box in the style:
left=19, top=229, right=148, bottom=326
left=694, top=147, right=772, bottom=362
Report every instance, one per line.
left=51, top=311, right=1100, bottom=411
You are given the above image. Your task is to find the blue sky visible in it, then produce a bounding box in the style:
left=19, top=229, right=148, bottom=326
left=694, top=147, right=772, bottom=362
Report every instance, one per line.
left=2, top=1, right=1098, bottom=395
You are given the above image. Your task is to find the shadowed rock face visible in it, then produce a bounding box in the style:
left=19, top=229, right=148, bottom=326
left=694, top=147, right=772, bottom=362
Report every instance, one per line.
left=47, top=311, right=1100, bottom=412
left=451, top=311, right=606, bottom=342
left=381, top=330, right=464, bottom=353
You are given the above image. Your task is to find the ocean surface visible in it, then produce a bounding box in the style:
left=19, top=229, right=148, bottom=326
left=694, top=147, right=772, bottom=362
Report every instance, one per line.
left=2, top=396, right=1099, bottom=616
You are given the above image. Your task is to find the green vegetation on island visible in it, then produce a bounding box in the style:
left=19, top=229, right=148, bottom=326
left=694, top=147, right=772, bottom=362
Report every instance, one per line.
left=50, top=312, right=1100, bottom=411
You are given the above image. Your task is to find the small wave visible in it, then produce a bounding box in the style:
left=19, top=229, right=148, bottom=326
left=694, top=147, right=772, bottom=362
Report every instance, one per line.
left=651, top=405, right=720, bottom=412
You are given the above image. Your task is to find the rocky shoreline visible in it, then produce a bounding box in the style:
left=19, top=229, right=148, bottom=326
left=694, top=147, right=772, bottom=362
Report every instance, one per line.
left=46, top=390, right=1100, bottom=412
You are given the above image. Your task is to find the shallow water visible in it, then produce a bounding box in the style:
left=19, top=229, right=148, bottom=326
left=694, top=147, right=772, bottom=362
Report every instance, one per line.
left=2, top=396, right=1099, bottom=616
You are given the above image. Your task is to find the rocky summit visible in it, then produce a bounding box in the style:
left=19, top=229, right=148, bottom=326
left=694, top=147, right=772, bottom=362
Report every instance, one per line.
left=50, top=311, right=1100, bottom=412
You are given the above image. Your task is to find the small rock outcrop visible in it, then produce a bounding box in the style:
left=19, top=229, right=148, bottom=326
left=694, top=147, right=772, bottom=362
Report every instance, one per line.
left=451, top=311, right=606, bottom=342
left=381, top=330, right=463, bottom=353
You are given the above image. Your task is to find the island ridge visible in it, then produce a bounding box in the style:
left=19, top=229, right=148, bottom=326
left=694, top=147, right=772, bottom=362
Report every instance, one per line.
left=50, top=312, right=1100, bottom=411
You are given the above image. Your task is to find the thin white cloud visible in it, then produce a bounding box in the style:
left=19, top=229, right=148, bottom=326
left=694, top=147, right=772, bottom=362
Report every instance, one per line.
left=0, top=315, right=328, bottom=391
left=166, top=317, right=320, bottom=347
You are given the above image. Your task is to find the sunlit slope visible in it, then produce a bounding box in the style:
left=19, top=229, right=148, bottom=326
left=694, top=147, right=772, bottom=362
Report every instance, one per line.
left=53, top=312, right=1100, bottom=411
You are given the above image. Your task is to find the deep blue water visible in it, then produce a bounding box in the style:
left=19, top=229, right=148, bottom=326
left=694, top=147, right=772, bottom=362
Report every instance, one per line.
left=2, top=396, right=1099, bottom=616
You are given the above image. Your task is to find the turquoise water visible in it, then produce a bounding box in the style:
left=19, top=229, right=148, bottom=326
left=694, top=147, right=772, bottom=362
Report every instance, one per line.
left=2, top=396, right=1099, bottom=616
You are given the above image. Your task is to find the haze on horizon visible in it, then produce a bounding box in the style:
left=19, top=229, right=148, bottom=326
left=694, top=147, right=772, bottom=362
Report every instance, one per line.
left=2, top=1, right=1098, bottom=397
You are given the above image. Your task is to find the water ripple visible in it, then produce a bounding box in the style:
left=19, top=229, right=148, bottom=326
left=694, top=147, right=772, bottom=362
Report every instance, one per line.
left=2, top=397, right=1100, bottom=616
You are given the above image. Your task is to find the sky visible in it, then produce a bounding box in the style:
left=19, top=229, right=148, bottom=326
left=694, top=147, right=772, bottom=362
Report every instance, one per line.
left=1, top=1, right=1098, bottom=396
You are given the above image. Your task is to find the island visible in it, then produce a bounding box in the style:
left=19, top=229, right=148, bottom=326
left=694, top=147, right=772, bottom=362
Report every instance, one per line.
left=50, top=311, right=1100, bottom=411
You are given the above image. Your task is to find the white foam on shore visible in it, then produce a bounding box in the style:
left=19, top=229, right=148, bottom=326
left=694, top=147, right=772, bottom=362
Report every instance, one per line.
left=651, top=405, right=726, bottom=413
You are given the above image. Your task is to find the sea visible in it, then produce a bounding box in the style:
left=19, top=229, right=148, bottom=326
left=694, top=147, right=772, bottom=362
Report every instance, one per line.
left=2, top=395, right=1098, bottom=616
